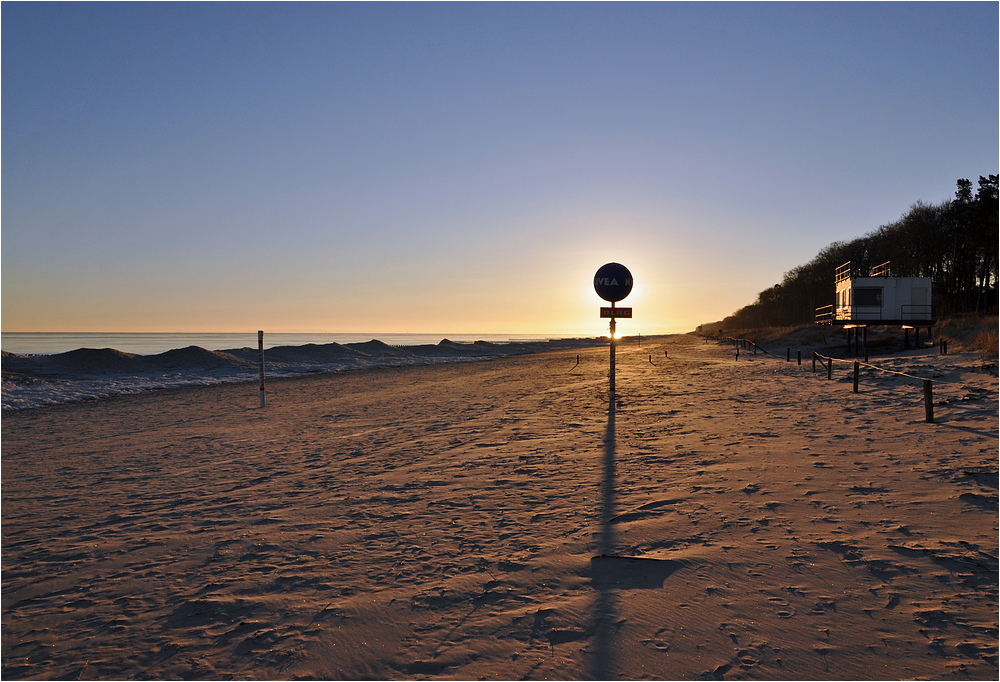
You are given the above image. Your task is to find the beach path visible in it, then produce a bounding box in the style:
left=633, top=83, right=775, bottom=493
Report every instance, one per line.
left=2, top=335, right=997, bottom=679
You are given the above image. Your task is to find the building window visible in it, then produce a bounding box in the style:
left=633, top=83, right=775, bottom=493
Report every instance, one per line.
left=854, top=287, right=883, bottom=307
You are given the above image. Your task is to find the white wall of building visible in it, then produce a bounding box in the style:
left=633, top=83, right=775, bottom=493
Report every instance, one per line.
left=835, top=276, right=933, bottom=322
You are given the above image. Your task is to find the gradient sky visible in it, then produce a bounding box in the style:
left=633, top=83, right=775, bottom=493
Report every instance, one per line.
left=3, top=2, right=997, bottom=336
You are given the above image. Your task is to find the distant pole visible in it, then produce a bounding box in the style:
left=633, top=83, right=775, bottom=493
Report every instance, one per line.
left=853, top=361, right=860, bottom=393
left=258, top=330, right=265, bottom=408
left=923, top=380, right=934, bottom=423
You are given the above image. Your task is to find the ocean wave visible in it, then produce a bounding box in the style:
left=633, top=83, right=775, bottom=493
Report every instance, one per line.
left=1, top=338, right=602, bottom=410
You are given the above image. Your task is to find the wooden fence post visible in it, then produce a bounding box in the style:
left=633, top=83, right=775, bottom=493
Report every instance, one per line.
left=798, top=350, right=801, bottom=366
left=812, top=352, right=816, bottom=373
left=258, top=330, right=265, bottom=408
left=853, top=361, right=859, bottom=393
left=827, top=357, right=833, bottom=380
left=923, top=380, right=934, bottom=423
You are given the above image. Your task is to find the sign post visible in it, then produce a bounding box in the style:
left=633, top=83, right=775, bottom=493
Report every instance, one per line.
left=609, top=304, right=616, bottom=392
left=594, top=263, right=634, bottom=394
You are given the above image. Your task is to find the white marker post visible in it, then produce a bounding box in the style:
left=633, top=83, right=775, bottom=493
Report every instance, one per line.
left=258, top=330, right=265, bottom=408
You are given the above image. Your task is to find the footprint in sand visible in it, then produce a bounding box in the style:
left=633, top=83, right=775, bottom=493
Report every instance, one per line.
left=810, top=598, right=837, bottom=615
left=755, top=538, right=781, bottom=550
left=695, top=564, right=715, bottom=580
left=767, top=596, right=796, bottom=618
left=736, top=648, right=760, bottom=668
left=639, top=626, right=673, bottom=652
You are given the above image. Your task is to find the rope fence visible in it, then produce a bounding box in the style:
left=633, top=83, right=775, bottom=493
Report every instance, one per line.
left=718, top=336, right=946, bottom=423
left=720, top=336, right=771, bottom=360
left=812, top=352, right=937, bottom=421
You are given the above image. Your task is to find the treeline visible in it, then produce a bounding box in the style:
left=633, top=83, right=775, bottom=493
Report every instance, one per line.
left=705, top=175, right=998, bottom=331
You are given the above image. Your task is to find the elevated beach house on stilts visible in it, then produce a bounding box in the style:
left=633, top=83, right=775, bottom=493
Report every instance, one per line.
left=815, top=261, right=935, bottom=354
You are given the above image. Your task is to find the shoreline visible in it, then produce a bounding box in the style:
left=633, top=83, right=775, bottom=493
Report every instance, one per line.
left=1, top=336, right=606, bottom=411
left=2, top=336, right=996, bottom=679
left=0, top=332, right=599, bottom=356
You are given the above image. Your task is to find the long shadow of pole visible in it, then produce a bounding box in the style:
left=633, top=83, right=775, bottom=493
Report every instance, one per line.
left=590, top=393, right=618, bottom=679
left=599, top=394, right=616, bottom=556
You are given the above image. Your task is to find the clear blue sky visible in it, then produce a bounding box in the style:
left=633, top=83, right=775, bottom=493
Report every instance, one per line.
left=3, top=2, right=997, bottom=335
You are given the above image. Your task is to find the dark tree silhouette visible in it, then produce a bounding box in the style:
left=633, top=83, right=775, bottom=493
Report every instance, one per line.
left=708, top=175, right=998, bottom=330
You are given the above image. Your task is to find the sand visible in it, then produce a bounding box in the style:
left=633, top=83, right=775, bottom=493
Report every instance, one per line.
left=2, top=334, right=997, bottom=680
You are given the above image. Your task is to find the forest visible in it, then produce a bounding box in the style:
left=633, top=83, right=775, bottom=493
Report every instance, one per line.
left=706, top=175, right=998, bottom=331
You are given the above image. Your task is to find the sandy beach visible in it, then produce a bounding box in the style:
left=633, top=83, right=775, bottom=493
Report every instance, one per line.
left=2, top=334, right=997, bottom=680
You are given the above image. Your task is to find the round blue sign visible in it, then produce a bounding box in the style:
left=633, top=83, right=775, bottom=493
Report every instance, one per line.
left=594, top=263, right=633, bottom=302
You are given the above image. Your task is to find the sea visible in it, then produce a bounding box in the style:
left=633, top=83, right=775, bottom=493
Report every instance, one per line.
left=1, top=332, right=601, bottom=411
left=0, top=332, right=557, bottom=356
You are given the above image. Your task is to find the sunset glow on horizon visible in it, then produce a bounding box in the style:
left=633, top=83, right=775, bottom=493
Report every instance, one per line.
left=2, top=3, right=996, bottom=337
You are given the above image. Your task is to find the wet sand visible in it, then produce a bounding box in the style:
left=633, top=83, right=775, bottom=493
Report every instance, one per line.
left=2, top=335, right=997, bottom=679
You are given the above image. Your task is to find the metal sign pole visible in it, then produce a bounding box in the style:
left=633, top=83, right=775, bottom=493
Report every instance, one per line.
left=594, top=262, right=633, bottom=396
left=610, top=303, right=616, bottom=393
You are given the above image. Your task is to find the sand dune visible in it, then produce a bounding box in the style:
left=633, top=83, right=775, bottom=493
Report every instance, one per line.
left=1, top=335, right=996, bottom=679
